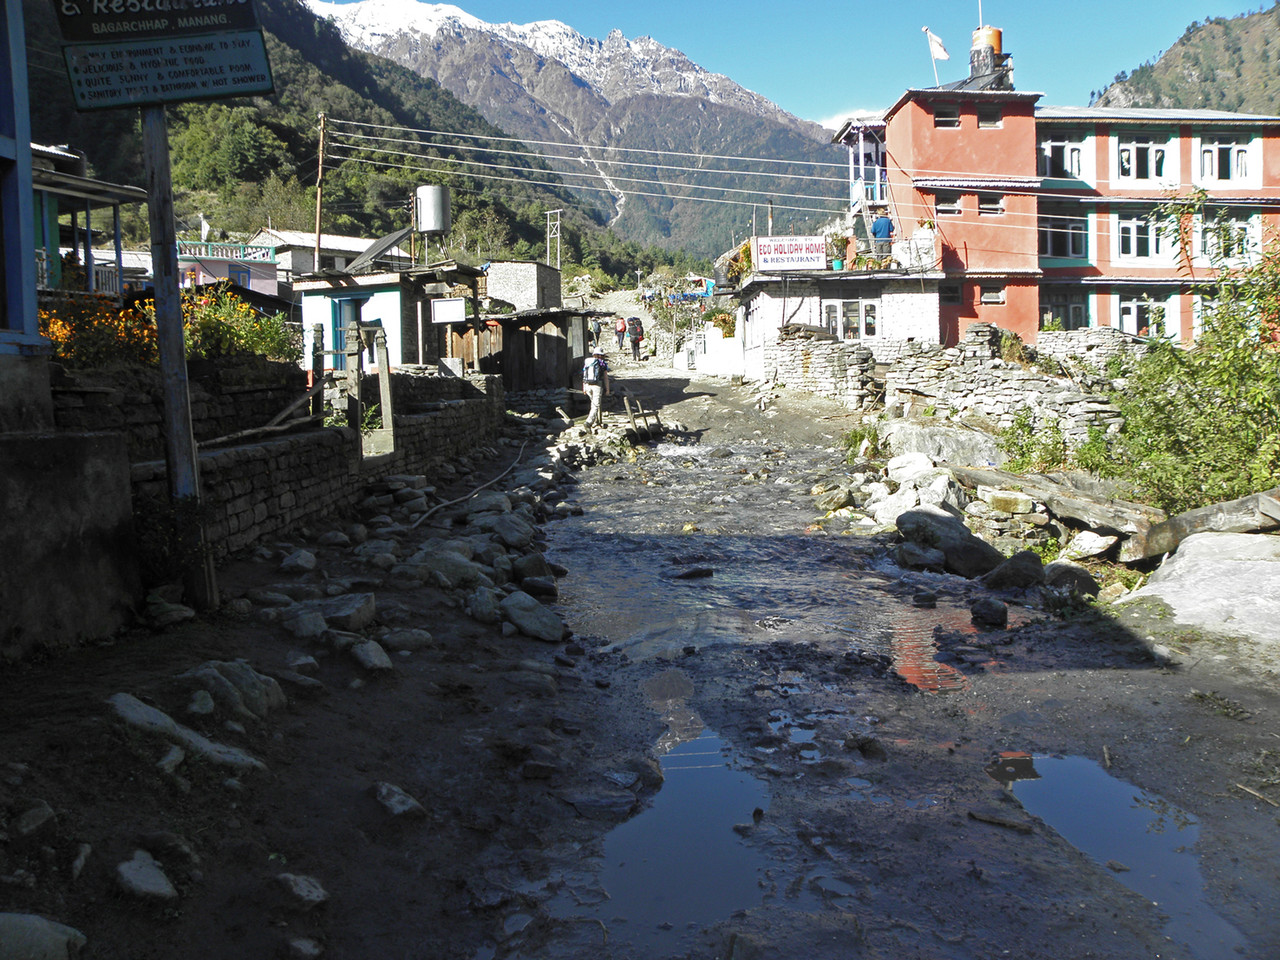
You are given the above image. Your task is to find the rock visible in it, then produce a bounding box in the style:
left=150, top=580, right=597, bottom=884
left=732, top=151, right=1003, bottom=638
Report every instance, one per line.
left=0, top=913, right=87, bottom=959
left=869, top=487, right=922, bottom=526
left=488, top=513, right=536, bottom=549
left=1044, top=560, right=1101, bottom=597
left=673, top=567, right=715, bottom=580
left=815, top=487, right=854, bottom=512
left=499, top=591, right=566, bottom=643
left=182, top=661, right=284, bottom=721
left=469, top=491, right=512, bottom=514
left=381, top=628, right=433, bottom=651
left=970, top=597, right=1009, bottom=628
left=349, top=641, right=393, bottom=672
left=512, top=552, right=553, bottom=582
left=1121, top=532, right=1280, bottom=646
left=116, top=850, right=178, bottom=901
left=281, top=609, right=327, bottom=639
left=317, top=530, right=350, bottom=548
left=280, top=550, right=317, bottom=573
left=981, top=550, right=1045, bottom=590
left=321, top=594, right=378, bottom=632
left=880, top=420, right=1002, bottom=467
left=399, top=549, right=490, bottom=589
left=1061, top=530, right=1119, bottom=561
left=157, top=745, right=185, bottom=775
left=466, top=587, right=502, bottom=624
left=897, top=505, right=1006, bottom=579
left=223, top=597, right=253, bottom=617
left=557, top=787, right=638, bottom=821
left=520, top=576, right=559, bottom=598
left=146, top=602, right=196, bottom=628
left=978, top=487, right=1036, bottom=516
left=1096, top=581, right=1130, bottom=603
left=15, top=801, right=56, bottom=837
left=246, top=589, right=294, bottom=608
left=886, top=452, right=936, bottom=484
left=287, top=938, right=324, bottom=959
left=105, top=693, right=266, bottom=772
left=372, top=781, right=427, bottom=819
left=893, top=541, right=946, bottom=572
left=276, top=874, right=328, bottom=911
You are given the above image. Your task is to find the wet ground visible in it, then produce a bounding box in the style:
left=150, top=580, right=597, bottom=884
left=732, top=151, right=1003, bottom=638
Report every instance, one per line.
left=2, top=360, right=1278, bottom=960
left=511, top=362, right=1280, bottom=960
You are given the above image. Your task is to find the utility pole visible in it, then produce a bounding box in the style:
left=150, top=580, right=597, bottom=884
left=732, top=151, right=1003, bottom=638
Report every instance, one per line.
left=313, top=112, right=327, bottom=272
left=767, top=200, right=774, bottom=236
left=142, top=105, right=217, bottom=609
left=546, top=209, right=562, bottom=269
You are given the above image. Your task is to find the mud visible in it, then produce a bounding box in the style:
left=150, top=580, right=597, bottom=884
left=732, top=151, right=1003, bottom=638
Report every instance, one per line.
left=1, top=360, right=1278, bottom=960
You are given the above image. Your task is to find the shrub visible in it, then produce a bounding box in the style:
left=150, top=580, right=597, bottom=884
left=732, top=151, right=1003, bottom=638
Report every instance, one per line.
left=999, top=407, right=1068, bottom=472
left=1000, top=331, right=1028, bottom=364
left=842, top=424, right=883, bottom=463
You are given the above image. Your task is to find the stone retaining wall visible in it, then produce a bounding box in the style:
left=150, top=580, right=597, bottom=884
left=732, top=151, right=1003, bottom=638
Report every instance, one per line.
left=131, top=375, right=504, bottom=559
left=885, top=324, right=1123, bottom=441
left=763, top=338, right=878, bottom=410
left=51, top=359, right=305, bottom=462
left=1036, top=326, right=1151, bottom=370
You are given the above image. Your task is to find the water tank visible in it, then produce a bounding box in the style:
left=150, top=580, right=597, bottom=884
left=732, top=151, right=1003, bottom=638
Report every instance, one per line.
left=972, top=25, right=1002, bottom=55
left=415, top=184, right=451, bottom=235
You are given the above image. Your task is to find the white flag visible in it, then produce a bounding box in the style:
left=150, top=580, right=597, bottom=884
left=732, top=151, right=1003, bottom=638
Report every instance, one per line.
left=923, top=27, right=950, bottom=61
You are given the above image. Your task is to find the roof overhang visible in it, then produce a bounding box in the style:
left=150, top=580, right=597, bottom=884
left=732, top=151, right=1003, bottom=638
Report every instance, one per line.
left=31, top=168, right=146, bottom=206
left=885, top=88, right=1041, bottom=124
left=915, top=176, right=1043, bottom=192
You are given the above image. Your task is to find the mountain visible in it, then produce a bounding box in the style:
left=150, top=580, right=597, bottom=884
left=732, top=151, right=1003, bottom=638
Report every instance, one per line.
left=305, top=0, right=847, bottom=257
left=1092, top=6, right=1280, bottom=113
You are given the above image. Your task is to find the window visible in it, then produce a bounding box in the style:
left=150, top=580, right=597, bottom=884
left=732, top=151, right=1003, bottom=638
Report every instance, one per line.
left=1200, top=136, right=1249, bottom=181
left=1038, top=136, right=1084, bottom=178
left=1117, top=135, right=1167, bottom=181
left=229, top=267, right=250, bottom=286
left=1039, top=217, right=1087, bottom=259
left=1041, top=291, right=1089, bottom=330
left=980, top=285, right=1005, bottom=305
left=1118, top=213, right=1167, bottom=259
left=978, top=194, right=1005, bottom=216
left=977, top=106, right=1002, bottom=128
left=933, top=106, right=960, bottom=129
left=1118, top=294, right=1167, bottom=337
left=824, top=303, right=839, bottom=336
left=935, top=192, right=962, bottom=216
left=1200, top=213, right=1252, bottom=260
left=939, top=284, right=963, bottom=305
left=835, top=298, right=880, bottom=340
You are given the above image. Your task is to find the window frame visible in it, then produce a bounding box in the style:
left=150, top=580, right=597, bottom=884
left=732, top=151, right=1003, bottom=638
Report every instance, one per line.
left=979, top=285, right=1006, bottom=305
left=1116, top=134, right=1169, bottom=182
left=935, top=191, right=962, bottom=217
left=1039, top=217, right=1088, bottom=259
left=976, top=105, right=1002, bottom=129
left=933, top=105, right=961, bottom=129
left=1037, top=135, right=1085, bottom=178
left=939, top=283, right=963, bottom=305
left=977, top=193, right=1006, bottom=216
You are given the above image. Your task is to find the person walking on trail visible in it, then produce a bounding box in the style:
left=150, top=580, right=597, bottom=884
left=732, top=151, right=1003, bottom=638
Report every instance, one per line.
left=582, top=347, right=610, bottom=428
left=871, top=209, right=894, bottom=256
left=589, top=317, right=602, bottom=349
left=626, top=316, right=644, bottom=361
left=615, top=315, right=627, bottom=350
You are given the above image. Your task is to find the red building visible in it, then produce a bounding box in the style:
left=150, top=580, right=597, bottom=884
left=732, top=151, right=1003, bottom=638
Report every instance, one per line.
left=840, top=26, right=1280, bottom=345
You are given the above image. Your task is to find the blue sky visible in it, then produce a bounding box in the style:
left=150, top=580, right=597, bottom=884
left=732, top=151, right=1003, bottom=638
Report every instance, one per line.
left=329, top=0, right=1262, bottom=126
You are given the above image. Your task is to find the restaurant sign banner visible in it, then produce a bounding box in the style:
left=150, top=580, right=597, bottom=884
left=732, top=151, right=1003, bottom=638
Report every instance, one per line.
left=752, top=235, right=827, bottom=272
left=52, top=0, right=274, bottom=110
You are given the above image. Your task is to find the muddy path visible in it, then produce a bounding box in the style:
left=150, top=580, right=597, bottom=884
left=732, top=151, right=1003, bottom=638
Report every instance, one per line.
left=514, top=364, right=1280, bottom=960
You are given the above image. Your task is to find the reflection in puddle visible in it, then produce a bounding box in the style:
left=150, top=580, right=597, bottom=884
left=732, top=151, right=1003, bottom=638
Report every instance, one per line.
left=990, top=755, right=1248, bottom=959
left=548, top=731, right=771, bottom=956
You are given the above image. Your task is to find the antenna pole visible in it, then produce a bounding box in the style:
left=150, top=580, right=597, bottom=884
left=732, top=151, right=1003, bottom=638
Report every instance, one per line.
left=978, top=1, right=983, bottom=26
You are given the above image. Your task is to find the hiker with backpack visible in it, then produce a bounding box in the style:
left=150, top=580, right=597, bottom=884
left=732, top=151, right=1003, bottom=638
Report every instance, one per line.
left=614, top=315, right=627, bottom=350
left=626, top=316, right=644, bottom=361
left=582, top=347, right=611, bottom=429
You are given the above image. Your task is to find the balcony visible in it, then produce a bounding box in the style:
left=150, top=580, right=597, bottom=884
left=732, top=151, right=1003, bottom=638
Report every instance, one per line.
left=177, top=240, right=277, bottom=262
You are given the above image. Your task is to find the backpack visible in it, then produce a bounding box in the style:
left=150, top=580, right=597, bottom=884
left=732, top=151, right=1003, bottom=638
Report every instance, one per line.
left=583, top=356, right=604, bottom=384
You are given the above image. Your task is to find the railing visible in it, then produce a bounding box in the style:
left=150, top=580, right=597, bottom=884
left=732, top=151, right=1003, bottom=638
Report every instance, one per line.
left=35, top=249, right=50, bottom=289
left=92, top=261, right=120, bottom=296
left=177, top=240, right=277, bottom=262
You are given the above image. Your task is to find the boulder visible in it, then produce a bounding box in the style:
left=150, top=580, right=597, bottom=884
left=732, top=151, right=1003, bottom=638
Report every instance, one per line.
left=468, top=491, right=512, bottom=514
left=886, top=452, right=936, bottom=484
left=893, top=541, right=946, bottom=572
left=1061, top=530, right=1119, bottom=561
left=372, top=781, right=427, bottom=819
left=0, top=914, right=87, bottom=959
left=977, top=487, right=1036, bottom=516
left=512, top=552, right=554, bottom=582
left=897, top=505, right=1006, bottom=579
left=279, top=550, right=317, bottom=574
left=349, top=641, right=393, bottom=672
left=276, top=874, right=328, bottom=911
left=815, top=487, right=855, bottom=513
left=381, top=628, right=434, bottom=652
left=398, top=550, right=490, bottom=589
left=499, top=591, right=566, bottom=643
left=466, top=586, right=502, bottom=624
left=116, top=850, right=177, bottom=901
left=880, top=420, right=1002, bottom=467
left=970, top=597, right=1009, bottom=628
left=1044, top=560, right=1101, bottom=597
left=105, top=693, right=266, bottom=772
left=981, top=550, right=1045, bottom=590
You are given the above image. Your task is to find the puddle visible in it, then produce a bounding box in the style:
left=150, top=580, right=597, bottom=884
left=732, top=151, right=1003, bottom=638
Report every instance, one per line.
left=547, top=730, right=773, bottom=955
left=989, top=755, right=1248, bottom=959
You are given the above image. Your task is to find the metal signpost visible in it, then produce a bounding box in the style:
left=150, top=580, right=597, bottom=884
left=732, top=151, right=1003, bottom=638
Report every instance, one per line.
left=51, top=0, right=276, bottom=609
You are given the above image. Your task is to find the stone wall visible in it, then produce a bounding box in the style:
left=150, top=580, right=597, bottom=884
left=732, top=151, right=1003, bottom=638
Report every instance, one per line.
left=131, top=374, right=505, bottom=560
left=763, top=337, right=878, bottom=410
left=51, top=358, right=306, bottom=462
left=1036, top=325, right=1151, bottom=370
left=885, top=324, right=1123, bottom=442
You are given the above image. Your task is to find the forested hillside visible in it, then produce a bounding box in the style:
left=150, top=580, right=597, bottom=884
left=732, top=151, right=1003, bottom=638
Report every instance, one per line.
left=1093, top=3, right=1280, bottom=113
left=22, top=0, right=708, bottom=279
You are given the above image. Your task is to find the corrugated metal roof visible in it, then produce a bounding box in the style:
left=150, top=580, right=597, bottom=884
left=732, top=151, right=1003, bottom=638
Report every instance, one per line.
left=915, top=176, right=1042, bottom=190
left=1037, top=105, right=1280, bottom=124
